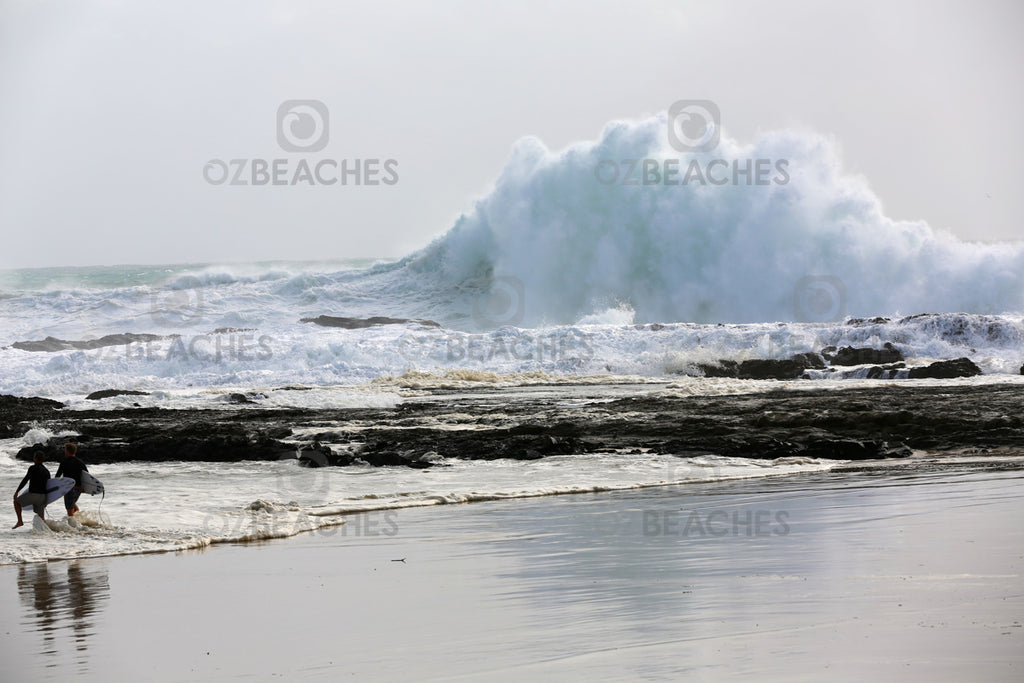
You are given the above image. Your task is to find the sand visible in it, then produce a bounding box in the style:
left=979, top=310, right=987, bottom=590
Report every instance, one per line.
left=1, top=460, right=1021, bottom=681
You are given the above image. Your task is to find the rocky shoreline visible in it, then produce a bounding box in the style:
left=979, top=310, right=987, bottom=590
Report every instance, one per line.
left=3, top=382, right=1022, bottom=469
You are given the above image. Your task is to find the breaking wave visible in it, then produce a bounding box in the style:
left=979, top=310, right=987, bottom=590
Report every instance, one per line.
left=384, top=114, right=1024, bottom=327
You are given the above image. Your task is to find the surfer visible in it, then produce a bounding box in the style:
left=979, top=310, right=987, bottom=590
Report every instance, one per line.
left=56, top=443, right=88, bottom=517
left=12, top=451, right=50, bottom=529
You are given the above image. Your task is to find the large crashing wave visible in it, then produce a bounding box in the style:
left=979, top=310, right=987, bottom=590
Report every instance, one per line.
left=390, top=115, right=1024, bottom=328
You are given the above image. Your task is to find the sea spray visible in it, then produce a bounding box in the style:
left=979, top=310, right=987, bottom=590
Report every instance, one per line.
left=392, top=116, right=1024, bottom=326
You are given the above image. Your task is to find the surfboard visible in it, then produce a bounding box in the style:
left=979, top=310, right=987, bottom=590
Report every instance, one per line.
left=21, top=477, right=75, bottom=511
left=80, top=471, right=104, bottom=495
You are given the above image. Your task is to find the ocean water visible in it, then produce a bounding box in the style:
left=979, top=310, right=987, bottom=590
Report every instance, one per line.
left=2, top=264, right=1023, bottom=563
left=2, top=113, right=1023, bottom=564
left=0, top=257, right=1022, bottom=406
left=0, top=422, right=847, bottom=564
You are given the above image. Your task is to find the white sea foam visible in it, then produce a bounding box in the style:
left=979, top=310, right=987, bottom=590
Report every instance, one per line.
left=0, top=311, right=1022, bottom=405
left=0, top=440, right=842, bottom=565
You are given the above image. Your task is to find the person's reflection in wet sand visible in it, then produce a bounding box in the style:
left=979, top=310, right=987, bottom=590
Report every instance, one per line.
left=16, top=560, right=110, bottom=672
left=17, top=563, right=58, bottom=659
left=66, top=561, right=109, bottom=661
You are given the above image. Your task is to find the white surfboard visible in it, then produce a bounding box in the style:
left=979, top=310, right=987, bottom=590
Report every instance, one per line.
left=22, top=477, right=75, bottom=511
left=80, top=471, right=104, bottom=495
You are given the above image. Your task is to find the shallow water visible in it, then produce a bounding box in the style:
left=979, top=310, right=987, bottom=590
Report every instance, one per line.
left=1, top=461, right=1020, bottom=681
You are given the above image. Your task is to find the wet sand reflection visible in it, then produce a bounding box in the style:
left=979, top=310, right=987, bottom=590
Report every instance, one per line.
left=17, top=561, right=110, bottom=672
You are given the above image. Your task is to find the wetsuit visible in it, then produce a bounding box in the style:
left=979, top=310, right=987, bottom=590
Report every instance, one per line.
left=16, top=463, right=51, bottom=513
left=56, top=457, right=88, bottom=511
left=56, top=457, right=87, bottom=486
left=18, top=463, right=51, bottom=494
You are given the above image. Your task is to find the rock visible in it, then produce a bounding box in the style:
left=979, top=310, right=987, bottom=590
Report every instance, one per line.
left=298, top=443, right=338, bottom=467
left=13, top=333, right=162, bottom=352
left=865, top=362, right=906, bottom=380
left=16, top=427, right=298, bottom=464
left=789, top=352, right=826, bottom=369
left=804, top=439, right=881, bottom=460
left=737, top=359, right=806, bottom=380
left=694, top=361, right=739, bottom=378
left=300, top=315, right=440, bottom=329
left=880, top=442, right=914, bottom=458
left=907, top=358, right=982, bottom=379
left=1019, top=364, right=1023, bottom=375
left=356, top=449, right=434, bottom=468
left=829, top=343, right=904, bottom=366
left=86, top=389, right=150, bottom=401
left=0, top=394, right=63, bottom=438
left=689, top=354, right=823, bottom=379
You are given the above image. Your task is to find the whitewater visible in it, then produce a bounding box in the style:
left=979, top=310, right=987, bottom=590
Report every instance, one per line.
left=0, top=422, right=853, bottom=564
left=2, top=113, right=1023, bottom=564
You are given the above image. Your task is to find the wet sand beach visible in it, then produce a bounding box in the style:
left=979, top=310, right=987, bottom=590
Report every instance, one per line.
left=1, top=458, right=1021, bottom=681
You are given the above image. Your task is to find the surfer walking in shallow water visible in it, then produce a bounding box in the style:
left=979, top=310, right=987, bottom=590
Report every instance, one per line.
left=12, top=451, right=50, bottom=529
left=56, top=443, right=87, bottom=517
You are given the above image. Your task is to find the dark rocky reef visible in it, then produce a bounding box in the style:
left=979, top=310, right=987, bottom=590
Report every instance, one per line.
left=6, top=384, right=1022, bottom=469
left=300, top=316, right=440, bottom=329
left=17, top=423, right=300, bottom=464
left=0, top=394, right=64, bottom=439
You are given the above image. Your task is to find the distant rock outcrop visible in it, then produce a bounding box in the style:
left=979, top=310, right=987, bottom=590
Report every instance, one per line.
left=300, top=316, right=440, bottom=329
left=865, top=363, right=906, bottom=380
left=692, top=353, right=826, bottom=380
left=907, top=358, right=982, bottom=379
left=13, top=333, right=162, bottom=352
left=826, top=343, right=904, bottom=366
left=86, top=389, right=150, bottom=401
left=737, top=359, right=806, bottom=380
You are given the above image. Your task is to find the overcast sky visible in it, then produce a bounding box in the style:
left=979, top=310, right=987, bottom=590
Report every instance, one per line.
left=1, top=0, right=1021, bottom=269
